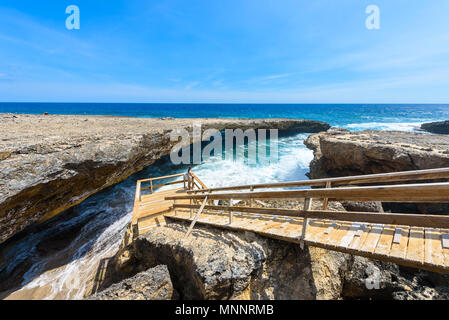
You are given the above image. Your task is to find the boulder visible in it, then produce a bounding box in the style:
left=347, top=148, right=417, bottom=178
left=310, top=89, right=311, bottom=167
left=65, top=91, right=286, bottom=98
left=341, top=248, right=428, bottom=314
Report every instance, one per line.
left=87, top=265, right=173, bottom=300
left=130, top=222, right=350, bottom=300
left=421, top=120, right=449, bottom=134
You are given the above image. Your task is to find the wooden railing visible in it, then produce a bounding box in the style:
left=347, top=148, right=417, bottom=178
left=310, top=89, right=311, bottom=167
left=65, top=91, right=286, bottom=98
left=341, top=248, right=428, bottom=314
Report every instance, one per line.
left=135, top=171, right=206, bottom=202
left=169, top=182, right=449, bottom=203
left=187, top=167, right=449, bottom=194
left=166, top=168, right=449, bottom=231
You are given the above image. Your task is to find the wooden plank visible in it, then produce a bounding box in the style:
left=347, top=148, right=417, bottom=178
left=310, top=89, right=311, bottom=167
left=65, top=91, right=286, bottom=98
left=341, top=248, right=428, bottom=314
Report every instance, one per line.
left=169, top=182, right=449, bottom=203
left=268, top=218, right=302, bottom=238
left=339, top=223, right=363, bottom=248
left=374, top=225, right=395, bottom=256
left=424, top=228, right=445, bottom=267
left=185, top=196, right=208, bottom=237
left=325, top=222, right=353, bottom=248
left=442, top=234, right=449, bottom=249
left=406, top=227, right=425, bottom=264
left=442, top=230, right=449, bottom=267
left=305, top=220, right=333, bottom=243
left=349, top=224, right=372, bottom=250
left=393, top=228, right=402, bottom=244
left=359, top=224, right=384, bottom=253
left=390, top=226, right=410, bottom=260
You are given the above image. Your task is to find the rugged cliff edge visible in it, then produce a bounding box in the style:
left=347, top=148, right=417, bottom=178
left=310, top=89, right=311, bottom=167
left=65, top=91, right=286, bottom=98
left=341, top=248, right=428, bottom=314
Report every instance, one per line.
left=0, top=114, right=329, bottom=245
left=304, top=129, right=449, bottom=179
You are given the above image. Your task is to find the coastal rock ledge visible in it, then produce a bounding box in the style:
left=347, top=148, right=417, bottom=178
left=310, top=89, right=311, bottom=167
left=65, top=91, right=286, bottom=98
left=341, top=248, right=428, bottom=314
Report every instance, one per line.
left=304, top=129, right=449, bottom=213
left=305, top=128, right=449, bottom=180
left=0, top=114, right=330, bottom=245
left=421, top=120, right=449, bottom=134
left=93, top=221, right=449, bottom=300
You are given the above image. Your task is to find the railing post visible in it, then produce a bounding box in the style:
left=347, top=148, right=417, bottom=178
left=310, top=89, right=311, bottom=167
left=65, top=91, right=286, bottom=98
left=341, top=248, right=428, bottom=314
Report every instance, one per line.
left=250, top=186, right=254, bottom=207
left=229, top=198, right=233, bottom=224
left=322, top=181, right=331, bottom=210
left=186, top=196, right=208, bottom=237
left=150, top=180, right=153, bottom=194
left=300, top=197, right=312, bottom=249
left=183, top=175, right=186, bottom=189
left=137, top=181, right=142, bottom=202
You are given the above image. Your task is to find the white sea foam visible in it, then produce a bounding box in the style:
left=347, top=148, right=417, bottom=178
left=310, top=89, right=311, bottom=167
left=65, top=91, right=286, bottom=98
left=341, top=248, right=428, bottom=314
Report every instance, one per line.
left=343, top=122, right=423, bottom=132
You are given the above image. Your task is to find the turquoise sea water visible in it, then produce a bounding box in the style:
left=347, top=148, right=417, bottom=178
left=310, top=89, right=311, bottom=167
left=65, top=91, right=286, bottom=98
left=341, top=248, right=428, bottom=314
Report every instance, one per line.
left=1, top=103, right=449, bottom=299
left=2, top=103, right=449, bottom=131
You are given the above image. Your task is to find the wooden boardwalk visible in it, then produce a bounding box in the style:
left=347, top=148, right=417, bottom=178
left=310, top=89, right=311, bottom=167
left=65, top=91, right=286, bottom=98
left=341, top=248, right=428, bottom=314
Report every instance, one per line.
left=132, top=187, right=188, bottom=234
left=131, top=168, right=449, bottom=274
left=165, top=208, right=449, bottom=273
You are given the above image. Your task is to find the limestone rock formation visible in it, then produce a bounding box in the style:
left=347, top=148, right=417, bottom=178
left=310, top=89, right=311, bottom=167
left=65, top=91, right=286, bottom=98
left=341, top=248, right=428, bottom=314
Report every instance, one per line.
left=304, top=129, right=449, bottom=179
left=100, top=220, right=449, bottom=300
left=0, top=114, right=330, bottom=244
left=119, top=222, right=350, bottom=300
left=87, top=265, right=173, bottom=300
left=421, top=120, right=449, bottom=134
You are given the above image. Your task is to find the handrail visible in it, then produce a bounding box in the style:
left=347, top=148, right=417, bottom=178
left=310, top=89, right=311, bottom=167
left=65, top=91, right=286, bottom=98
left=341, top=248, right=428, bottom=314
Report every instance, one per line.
left=173, top=203, right=449, bottom=229
left=166, top=181, right=449, bottom=203
left=190, top=172, right=207, bottom=190
left=187, top=167, right=449, bottom=194
left=135, top=171, right=207, bottom=201
left=137, top=173, right=185, bottom=183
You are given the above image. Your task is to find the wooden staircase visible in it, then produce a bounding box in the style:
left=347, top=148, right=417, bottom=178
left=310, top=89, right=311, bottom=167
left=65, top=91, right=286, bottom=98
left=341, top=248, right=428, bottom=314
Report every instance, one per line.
left=131, top=167, right=449, bottom=274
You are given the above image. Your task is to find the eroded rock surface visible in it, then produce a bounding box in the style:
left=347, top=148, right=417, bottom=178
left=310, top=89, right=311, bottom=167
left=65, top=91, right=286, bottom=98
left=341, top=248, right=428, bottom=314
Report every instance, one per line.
left=0, top=114, right=330, bottom=244
left=304, top=129, right=449, bottom=214
left=112, top=222, right=350, bottom=300
left=87, top=265, right=173, bottom=300
left=100, top=220, right=449, bottom=300
left=304, top=129, right=449, bottom=179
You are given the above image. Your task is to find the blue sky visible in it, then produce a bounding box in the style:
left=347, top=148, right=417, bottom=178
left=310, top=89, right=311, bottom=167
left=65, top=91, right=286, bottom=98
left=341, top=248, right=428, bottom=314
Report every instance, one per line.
left=1, top=0, right=449, bottom=102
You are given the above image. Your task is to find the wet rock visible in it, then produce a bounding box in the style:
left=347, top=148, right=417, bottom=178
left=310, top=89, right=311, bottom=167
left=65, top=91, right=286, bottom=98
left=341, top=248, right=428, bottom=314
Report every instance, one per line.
left=87, top=265, right=173, bottom=300
left=421, top=120, right=449, bottom=134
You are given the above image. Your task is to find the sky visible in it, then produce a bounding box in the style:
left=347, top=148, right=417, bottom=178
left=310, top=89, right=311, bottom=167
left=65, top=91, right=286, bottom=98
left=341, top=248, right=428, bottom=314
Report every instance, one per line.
left=0, top=0, right=449, bottom=103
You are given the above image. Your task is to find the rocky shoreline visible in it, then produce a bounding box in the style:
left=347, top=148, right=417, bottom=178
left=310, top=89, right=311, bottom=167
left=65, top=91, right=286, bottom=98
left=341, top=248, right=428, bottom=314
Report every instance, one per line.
left=0, top=114, right=329, bottom=245
left=3, top=114, right=449, bottom=300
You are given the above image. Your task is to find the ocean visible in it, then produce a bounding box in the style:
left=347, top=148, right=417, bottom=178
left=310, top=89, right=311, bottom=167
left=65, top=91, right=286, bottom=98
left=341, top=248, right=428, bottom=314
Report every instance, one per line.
left=2, top=103, right=449, bottom=131
left=1, top=103, right=449, bottom=299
